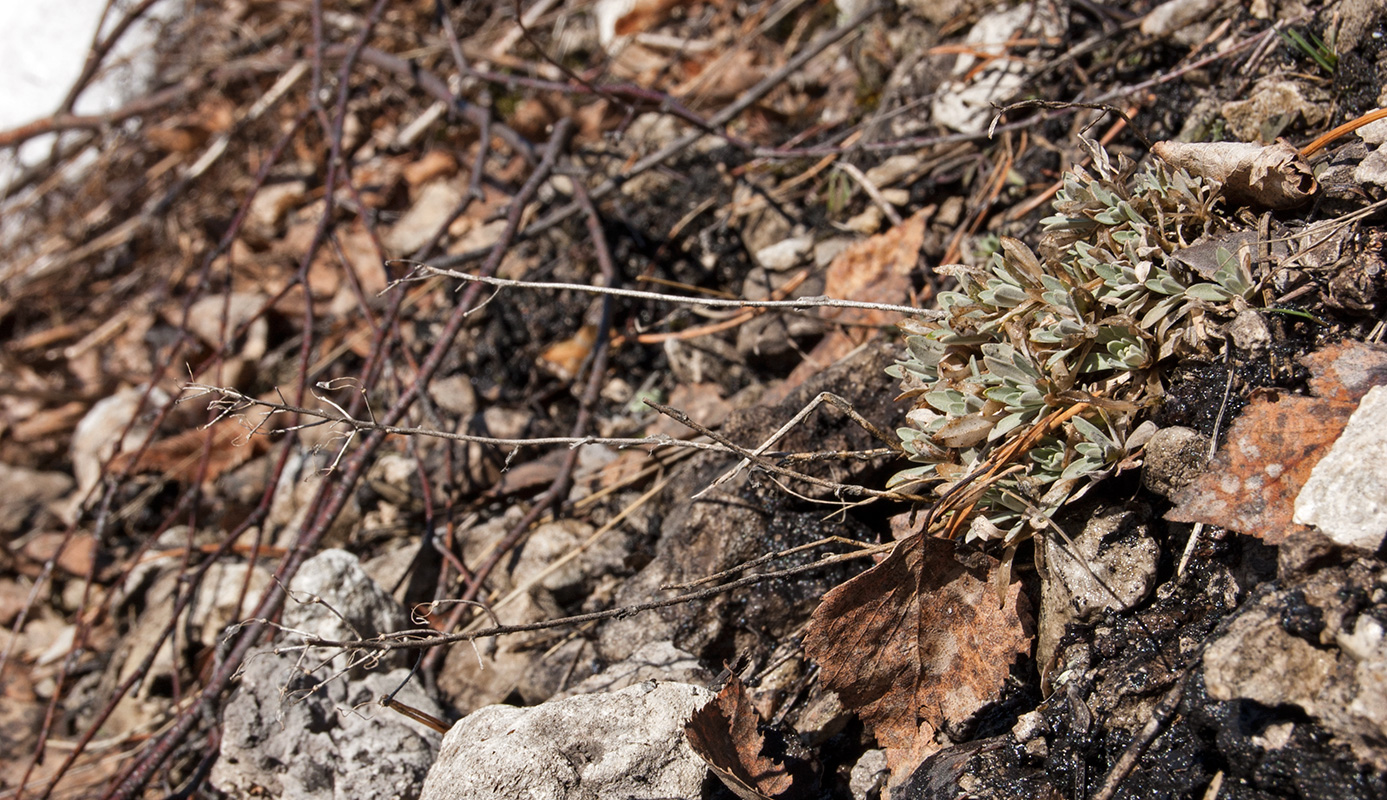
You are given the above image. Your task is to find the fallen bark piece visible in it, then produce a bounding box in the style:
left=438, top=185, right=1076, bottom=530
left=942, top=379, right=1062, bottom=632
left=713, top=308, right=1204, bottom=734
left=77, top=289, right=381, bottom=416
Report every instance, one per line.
left=1152, top=140, right=1316, bottom=209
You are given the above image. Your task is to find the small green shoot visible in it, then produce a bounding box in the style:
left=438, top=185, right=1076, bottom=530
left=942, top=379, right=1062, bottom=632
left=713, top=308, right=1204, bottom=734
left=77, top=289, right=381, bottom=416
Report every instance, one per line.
left=1279, top=27, right=1338, bottom=74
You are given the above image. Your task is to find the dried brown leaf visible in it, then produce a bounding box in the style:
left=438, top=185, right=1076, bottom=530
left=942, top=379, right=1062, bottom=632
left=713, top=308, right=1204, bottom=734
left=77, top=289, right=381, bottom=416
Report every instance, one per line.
left=1152, top=140, right=1316, bottom=209
left=538, top=324, right=597, bottom=380
left=20, top=532, right=98, bottom=577
left=108, top=419, right=270, bottom=487
left=614, top=0, right=685, bottom=37
left=803, top=535, right=1032, bottom=780
left=1167, top=341, right=1387, bottom=543
left=685, top=674, right=806, bottom=800
left=766, top=208, right=929, bottom=403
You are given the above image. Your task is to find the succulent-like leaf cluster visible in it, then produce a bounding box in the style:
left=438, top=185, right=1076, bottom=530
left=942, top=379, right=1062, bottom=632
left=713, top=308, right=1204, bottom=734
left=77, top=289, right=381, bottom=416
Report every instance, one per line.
left=889, top=143, right=1256, bottom=544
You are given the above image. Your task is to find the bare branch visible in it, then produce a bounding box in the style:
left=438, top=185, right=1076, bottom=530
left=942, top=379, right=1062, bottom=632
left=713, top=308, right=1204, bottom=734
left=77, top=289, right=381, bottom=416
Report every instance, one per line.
left=401, top=263, right=943, bottom=321
left=182, top=383, right=750, bottom=456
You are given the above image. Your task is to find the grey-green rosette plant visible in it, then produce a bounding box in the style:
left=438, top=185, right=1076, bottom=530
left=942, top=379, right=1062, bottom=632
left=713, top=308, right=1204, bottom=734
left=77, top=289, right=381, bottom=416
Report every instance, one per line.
left=888, top=142, right=1257, bottom=544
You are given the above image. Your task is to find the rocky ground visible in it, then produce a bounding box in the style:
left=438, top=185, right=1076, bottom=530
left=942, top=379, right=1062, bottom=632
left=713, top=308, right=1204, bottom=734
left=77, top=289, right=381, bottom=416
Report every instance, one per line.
left=2, top=1, right=1386, bottom=798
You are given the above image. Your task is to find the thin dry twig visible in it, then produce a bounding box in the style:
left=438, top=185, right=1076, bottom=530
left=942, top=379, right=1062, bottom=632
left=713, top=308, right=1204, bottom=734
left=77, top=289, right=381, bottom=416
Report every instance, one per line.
left=403, top=263, right=943, bottom=320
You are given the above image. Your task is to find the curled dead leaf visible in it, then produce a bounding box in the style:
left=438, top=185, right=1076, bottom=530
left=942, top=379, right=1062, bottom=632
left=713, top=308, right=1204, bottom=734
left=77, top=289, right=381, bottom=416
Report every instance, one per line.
left=107, top=418, right=271, bottom=488
left=1152, top=140, right=1316, bottom=209
left=684, top=674, right=813, bottom=800
left=802, top=535, right=1032, bottom=781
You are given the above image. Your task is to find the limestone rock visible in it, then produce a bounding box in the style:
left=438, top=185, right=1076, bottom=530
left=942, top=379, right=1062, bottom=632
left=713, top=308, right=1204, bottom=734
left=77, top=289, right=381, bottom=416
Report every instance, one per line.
left=211, top=549, right=441, bottom=799
left=419, top=681, right=712, bottom=800
left=1294, top=385, right=1387, bottom=551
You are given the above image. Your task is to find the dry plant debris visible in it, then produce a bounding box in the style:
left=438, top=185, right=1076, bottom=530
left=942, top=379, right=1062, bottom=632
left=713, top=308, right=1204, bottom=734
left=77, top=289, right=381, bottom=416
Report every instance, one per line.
left=1151, top=139, right=1318, bottom=209
left=1, top=0, right=1386, bottom=797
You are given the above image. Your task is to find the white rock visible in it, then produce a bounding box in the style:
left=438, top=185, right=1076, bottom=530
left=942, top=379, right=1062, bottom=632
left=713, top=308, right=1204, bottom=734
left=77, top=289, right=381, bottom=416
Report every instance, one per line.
left=931, top=3, right=1066, bottom=134
left=386, top=179, right=464, bottom=255
left=1354, top=148, right=1387, bottom=190
left=1140, top=0, right=1224, bottom=37
left=849, top=748, right=889, bottom=800
left=1358, top=117, right=1387, bottom=146
left=1294, top=385, right=1387, bottom=550
left=420, top=681, right=712, bottom=800
left=1226, top=308, right=1272, bottom=352
left=213, top=656, right=442, bottom=800
left=212, top=548, right=441, bottom=799
left=283, top=549, right=411, bottom=646
left=755, top=234, right=815, bottom=271
left=1141, top=425, right=1210, bottom=500
left=864, top=154, right=921, bottom=188
left=593, top=0, right=635, bottom=49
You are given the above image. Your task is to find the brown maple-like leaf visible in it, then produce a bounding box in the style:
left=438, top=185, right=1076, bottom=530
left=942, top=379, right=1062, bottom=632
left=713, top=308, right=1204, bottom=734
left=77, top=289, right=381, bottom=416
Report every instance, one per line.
left=1167, top=341, right=1387, bottom=543
left=802, top=535, right=1031, bottom=780
left=684, top=674, right=807, bottom=800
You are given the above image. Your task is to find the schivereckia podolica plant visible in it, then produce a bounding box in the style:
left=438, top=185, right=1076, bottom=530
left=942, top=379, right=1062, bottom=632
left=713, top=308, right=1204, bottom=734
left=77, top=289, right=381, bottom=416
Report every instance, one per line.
left=888, top=140, right=1258, bottom=544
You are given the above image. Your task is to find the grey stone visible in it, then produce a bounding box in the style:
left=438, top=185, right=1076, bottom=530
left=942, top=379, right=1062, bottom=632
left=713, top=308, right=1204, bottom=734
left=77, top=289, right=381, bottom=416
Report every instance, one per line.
left=1140, top=0, right=1224, bottom=37
left=1226, top=308, right=1272, bottom=352
left=931, top=3, right=1066, bottom=134
left=1038, top=503, right=1159, bottom=683
left=1355, top=147, right=1387, bottom=190
left=419, top=681, right=712, bottom=800
left=864, top=154, right=922, bottom=188
left=212, top=654, right=442, bottom=800
left=1294, top=385, right=1387, bottom=551
left=508, top=518, right=629, bottom=603
left=1221, top=80, right=1328, bottom=144
left=1202, top=553, right=1387, bottom=770
left=849, top=748, right=888, bottom=800
left=557, top=640, right=711, bottom=699
left=211, top=550, right=441, bottom=799
left=1203, top=603, right=1337, bottom=711
left=754, top=235, right=815, bottom=271
left=1358, top=117, right=1387, bottom=147
left=1142, top=426, right=1210, bottom=500
left=736, top=311, right=825, bottom=363
left=283, top=549, right=411, bottom=660
left=1046, top=504, right=1159, bottom=619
